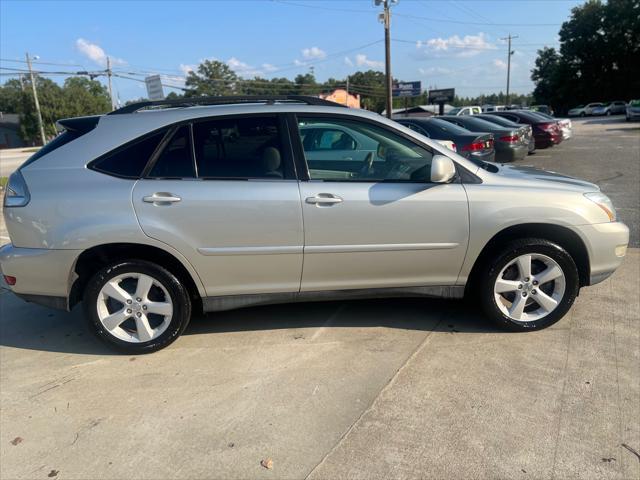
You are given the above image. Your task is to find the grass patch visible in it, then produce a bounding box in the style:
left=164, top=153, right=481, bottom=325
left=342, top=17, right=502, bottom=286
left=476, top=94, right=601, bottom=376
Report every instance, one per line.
left=0, top=177, right=7, bottom=190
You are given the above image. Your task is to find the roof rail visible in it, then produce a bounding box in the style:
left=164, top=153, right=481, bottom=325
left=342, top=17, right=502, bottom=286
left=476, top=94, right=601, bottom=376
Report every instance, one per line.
left=108, top=95, right=347, bottom=115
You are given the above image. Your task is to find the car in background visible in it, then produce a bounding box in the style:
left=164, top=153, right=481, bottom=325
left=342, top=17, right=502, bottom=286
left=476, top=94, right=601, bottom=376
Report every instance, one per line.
left=476, top=114, right=535, bottom=154
left=438, top=115, right=528, bottom=163
left=482, top=105, right=508, bottom=112
left=592, top=101, right=627, bottom=116
left=394, top=117, right=494, bottom=163
left=568, top=103, right=604, bottom=117
left=626, top=99, right=640, bottom=121
left=448, top=106, right=482, bottom=116
left=527, top=111, right=572, bottom=141
left=531, top=105, right=554, bottom=115
left=487, top=110, right=563, bottom=148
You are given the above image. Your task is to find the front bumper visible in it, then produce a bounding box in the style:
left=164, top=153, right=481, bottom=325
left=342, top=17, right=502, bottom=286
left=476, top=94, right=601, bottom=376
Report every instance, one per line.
left=0, top=243, right=81, bottom=310
left=571, top=222, right=629, bottom=285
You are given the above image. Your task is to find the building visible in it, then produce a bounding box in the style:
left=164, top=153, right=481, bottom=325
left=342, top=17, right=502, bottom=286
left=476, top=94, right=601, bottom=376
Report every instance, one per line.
left=319, top=89, right=361, bottom=109
left=0, top=113, right=24, bottom=149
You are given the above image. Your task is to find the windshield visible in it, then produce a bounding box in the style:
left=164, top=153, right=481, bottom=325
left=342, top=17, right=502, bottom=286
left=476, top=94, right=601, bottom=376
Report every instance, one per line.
left=448, top=107, right=461, bottom=115
left=477, top=115, right=521, bottom=127
left=630, top=100, right=640, bottom=107
left=446, top=116, right=503, bottom=131
left=420, top=118, right=471, bottom=135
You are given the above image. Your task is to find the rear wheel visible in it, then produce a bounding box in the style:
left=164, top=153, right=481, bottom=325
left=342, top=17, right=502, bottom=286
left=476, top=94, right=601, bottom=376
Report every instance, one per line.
left=479, top=239, right=579, bottom=331
left=83, top=260, right=191, bottom=353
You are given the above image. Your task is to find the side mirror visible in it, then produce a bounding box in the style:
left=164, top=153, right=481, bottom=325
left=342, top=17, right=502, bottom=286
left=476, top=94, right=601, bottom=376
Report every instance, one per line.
left=430, top=155, right=456, bottom=183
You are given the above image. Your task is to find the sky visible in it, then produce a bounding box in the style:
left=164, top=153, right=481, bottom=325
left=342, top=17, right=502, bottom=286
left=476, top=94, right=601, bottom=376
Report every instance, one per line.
left=0, top=0, right=584, bottom=103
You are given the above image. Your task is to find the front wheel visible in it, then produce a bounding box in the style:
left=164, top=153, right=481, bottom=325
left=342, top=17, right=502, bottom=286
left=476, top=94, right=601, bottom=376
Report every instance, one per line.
left=479, top=239, right=579, bottom=331
left=83, top=260, right=192, bottom=353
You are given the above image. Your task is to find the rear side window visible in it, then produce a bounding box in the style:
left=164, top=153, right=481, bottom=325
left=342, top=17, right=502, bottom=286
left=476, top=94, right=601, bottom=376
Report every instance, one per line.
left=91, top=130, right=167, bottom=178
left=148, top=126, right=195, bottom=178
left=193, top=116, right=286, bottom=179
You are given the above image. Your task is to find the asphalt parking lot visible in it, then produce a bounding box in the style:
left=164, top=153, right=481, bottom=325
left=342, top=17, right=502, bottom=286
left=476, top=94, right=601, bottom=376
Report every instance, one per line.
left=0, top=117, right=638, bottom=480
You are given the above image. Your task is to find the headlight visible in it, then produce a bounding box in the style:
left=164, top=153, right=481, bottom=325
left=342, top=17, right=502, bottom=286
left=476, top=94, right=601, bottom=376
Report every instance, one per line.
left=584, top=192, right=616, bottom=222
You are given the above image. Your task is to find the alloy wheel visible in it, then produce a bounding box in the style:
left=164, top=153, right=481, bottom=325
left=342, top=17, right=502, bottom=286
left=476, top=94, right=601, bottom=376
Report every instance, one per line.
left=493, top=253, right=566, bottom=322
left=96, top=273, right=173, bottom=343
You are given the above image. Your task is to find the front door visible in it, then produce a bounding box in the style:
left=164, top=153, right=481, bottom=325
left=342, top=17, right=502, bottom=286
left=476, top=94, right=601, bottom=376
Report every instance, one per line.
left=294, top=115, right=469, bottom=292
left=132, top=115, right=304, bottom=297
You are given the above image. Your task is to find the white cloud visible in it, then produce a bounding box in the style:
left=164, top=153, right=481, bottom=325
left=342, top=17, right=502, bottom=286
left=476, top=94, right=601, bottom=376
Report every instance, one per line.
left=302, top=46, right=326, bottom=60
left=294, top=59, right=307, bottom=67
left=226, top=57, right=279, bottom=77
left=179, top=64, right=196, bottom=75
left=418, top=66, right=452, bottom=76
left=415, top=33, right=495, bottom=58
left=492, top=59, right=508, bottom=70
left=75, top=38, right=125, bottom=67
left=344, top=56, right=354, bottom=67
left=352, top=54, right=383, bottom=69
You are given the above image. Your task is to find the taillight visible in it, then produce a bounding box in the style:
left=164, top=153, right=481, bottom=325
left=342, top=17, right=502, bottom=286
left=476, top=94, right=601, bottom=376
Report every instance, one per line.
left=539, top=122, right=555, bottom=132
left=462, top=141, right=487, bottom=152
left=451, top=143, right=457, bottom=152
left=499, top=134, right=519, bottom=143
left=3, top=275, right=16, bottom=286
left=3, top=170, right=30, bottom=207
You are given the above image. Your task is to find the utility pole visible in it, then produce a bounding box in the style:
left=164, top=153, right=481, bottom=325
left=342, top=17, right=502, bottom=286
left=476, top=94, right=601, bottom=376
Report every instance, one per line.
left=500, top=34, right=518, bottom=105
left=25, top=52, right=46, bottom=146
left=106, top=56, right=115, bottom=111
left=345, top=75, right=349, bottom=106
left=376, top=0, right=396, bottom=119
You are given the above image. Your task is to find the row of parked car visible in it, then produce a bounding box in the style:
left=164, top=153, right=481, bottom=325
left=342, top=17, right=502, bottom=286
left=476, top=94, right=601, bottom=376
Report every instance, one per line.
left=392, top=109, right=570, bottom=164
left=567, top=100, right=640, bottom=118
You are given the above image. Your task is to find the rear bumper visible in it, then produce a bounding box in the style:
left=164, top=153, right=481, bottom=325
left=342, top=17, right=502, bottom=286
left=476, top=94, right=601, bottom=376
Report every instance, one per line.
left=495, top=144, right=527, bottom=162
left=0, top=243, right=80, bottom=310
left=571, top=222, right=629, bottom=285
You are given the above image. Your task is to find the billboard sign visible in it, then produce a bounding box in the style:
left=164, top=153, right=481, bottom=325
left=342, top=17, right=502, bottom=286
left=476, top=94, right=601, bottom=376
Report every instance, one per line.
left=392, top=81, right=421, bottom=98
left=428, top=88, right=455, bottom=103
left=145, top=75, right=165, bottom=101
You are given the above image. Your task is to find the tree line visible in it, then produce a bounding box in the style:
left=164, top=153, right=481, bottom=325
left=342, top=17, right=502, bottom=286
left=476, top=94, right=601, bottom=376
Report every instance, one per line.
left=531, top=0, right=640, bottom=114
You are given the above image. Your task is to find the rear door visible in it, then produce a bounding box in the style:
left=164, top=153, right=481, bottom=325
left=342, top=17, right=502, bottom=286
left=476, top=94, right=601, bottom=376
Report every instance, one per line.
left=132, top=114, right=304, bottom=297
left=292, top=114, right=469, bottom=292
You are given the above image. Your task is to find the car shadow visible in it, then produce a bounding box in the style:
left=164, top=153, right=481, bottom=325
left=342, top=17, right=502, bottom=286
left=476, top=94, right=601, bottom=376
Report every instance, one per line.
left=0, top=296, right=505, bottom=355
left=581, top=116, right=628, bottom=125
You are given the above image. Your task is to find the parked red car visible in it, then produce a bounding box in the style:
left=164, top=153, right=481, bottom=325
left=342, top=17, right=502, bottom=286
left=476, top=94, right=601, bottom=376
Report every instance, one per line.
left=487, top=110, right=562, bottom=148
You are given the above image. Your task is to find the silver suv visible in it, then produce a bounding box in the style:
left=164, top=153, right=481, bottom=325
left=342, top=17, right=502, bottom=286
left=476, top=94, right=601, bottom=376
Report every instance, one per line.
left=0, top=96, right=629, bottom=353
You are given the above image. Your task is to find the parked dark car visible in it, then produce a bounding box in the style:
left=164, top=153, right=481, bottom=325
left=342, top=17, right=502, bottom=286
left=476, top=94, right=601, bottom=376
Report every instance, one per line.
left=531, top=105, right=554, bottom=115
left=394, top=117, right=495, bottom=163
left=475, top=114, right=535, bottom=154
left=486, top=110, right=563, bottom=148
left=438, top=115, right=528, bottom=162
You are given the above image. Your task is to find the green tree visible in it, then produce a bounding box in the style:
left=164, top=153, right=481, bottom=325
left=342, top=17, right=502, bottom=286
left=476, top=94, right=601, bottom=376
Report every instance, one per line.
left=184, top=60, right=239, bottom=96
left=531, top=0, right=640, bottom=113
left=61, top=77, right=111, bottom=118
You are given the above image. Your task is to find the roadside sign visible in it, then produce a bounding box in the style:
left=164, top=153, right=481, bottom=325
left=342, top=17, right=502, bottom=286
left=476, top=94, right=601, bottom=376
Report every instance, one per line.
left=428, top=88, right=455, bottom=104
left=393, top=81, right=421, bottom=97
left=145, top=75, right=165, bottom=100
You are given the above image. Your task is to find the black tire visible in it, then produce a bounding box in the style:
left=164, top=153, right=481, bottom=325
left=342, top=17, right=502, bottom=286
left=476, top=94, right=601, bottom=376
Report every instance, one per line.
left=580, top=112, right=586, bottom=117
left=479, top=238, right=579, bottom=331
left=83, top=260, right=192, bottom=353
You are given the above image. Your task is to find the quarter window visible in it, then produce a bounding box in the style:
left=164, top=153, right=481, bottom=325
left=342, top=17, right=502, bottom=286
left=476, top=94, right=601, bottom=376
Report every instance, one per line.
left=298, top=117, right=434, bottom=182
left=91, top=129, right=167, bottom=178
left=193, top=116, right=286, bottom=179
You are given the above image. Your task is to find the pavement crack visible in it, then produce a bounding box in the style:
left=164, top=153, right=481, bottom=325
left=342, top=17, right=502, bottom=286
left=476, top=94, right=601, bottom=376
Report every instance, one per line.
left=304, top=316, right=444, bottom=480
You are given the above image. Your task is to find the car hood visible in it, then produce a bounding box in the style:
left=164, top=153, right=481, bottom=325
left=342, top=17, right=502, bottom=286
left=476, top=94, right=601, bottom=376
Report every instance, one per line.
left=490, top=163, right=600, bottom=192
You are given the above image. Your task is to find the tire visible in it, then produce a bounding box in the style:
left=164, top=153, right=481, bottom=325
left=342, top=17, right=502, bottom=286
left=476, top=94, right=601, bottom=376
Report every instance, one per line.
left=580, top=112, right=586, bottom=117
left=606, top=110, right=611, bottom=116
left=83, top=260, right=192, bottom=353
left=479, top=238, right=579, bottom=331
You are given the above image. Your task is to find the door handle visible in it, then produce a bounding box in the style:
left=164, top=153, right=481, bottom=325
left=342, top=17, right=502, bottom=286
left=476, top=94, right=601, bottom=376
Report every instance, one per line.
left=306, top=194, right=343, bottom=205
left=143, top=192, right=182, bottom=204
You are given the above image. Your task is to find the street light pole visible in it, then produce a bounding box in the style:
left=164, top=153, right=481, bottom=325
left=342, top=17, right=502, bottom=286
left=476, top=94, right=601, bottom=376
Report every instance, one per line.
left=25, top=52, right=46, bottom=146
left=106, top=56, right=115, bottom=111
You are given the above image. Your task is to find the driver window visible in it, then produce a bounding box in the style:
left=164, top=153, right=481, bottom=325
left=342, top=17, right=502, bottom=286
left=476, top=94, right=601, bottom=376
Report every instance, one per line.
left=298, top=117, right=433, bottom=182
